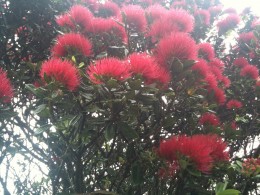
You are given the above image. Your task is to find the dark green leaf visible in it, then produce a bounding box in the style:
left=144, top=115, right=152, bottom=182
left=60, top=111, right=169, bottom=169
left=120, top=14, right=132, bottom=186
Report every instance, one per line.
left=117, top=122, right=138, bottom=141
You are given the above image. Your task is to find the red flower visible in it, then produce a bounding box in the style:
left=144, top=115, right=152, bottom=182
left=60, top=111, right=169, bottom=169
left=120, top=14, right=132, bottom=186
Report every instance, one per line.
left=212, top=87, right=226, bottom=105
left=40, top=59, right=80, bottom=91
left=240, top=65, right=259, bottom=80
left=69, top=5, right=93, bottom=31
left=97, top=1, right=120, bottom=18
left=238, top=32, right=257, bottom=45
left=192, top=59, right=210, bottom=77
left=221, top=76, right=231, bottom=88
left=198, top=43, right=215, bottom=61
left=149, top=9, right=194, bottom=40
left=146, top=4, right=167, bottom=22
left=158, top=134, right=229, bottom=173
left=129, top=53, right=170, bottom=85
left=156, top=33, right=197, bottom=69
left=56, top=14, right=74, bottom=29
left=122, top=5, right=147, bottom=32
left=233, top=57, right=249, bottom=68
left=210, top=66, right=223, bottom=80
left=52, top=33, right=92, bottom=57
left=217, top=14, right=240, bottom=34
left=199, top=112, right=220, bottom=126
left=0, top=68, right=13, bottom=103
left=195, top=9, right=210, bottom=26
left=205, top=73, right=218, bottom=89
left=208, top=135, right=230, bottom=162
left=88, top=18, right=127, bottom=42
left=209, top=58, right=224, bottom=70
left=226, top=99, right=243, bottom=109
left=87, top=58, right=130, bottom=84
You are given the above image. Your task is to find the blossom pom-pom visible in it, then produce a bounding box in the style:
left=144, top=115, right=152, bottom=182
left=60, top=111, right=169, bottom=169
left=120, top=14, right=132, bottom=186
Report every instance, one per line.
left=226, top=99, right=243, bottom=109
left=240, top=64, right=259, bottom=80
left=217, top=14, right=240, bottom=34
left=198, top=43, right=215, bottom=61
left=52, top=33, right=92, bottom=57
left=156, top=33, right=197, bottom=69
left=122, top=5, right=147, bottom=32
left=40, top=59, right=80, bottom=91
left=199, top=112, right=220, bottom=126
left=129, top=53, right=170, bottom=85
left=87, top=58, right=130, bottom=84
left=0, top=68, right=13, bottom=103
left=158, top=134, right=229, bottom=173
left=233, top=57, right=249, bottom=68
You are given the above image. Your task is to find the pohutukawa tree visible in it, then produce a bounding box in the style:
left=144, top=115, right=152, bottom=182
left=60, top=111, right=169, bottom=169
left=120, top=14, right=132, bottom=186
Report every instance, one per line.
left=0, top=0, right=259, bottom=194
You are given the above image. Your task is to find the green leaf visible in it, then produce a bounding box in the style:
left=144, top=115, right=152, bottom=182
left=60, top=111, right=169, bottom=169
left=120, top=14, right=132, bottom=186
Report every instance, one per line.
left=217, top=189, right=241, bottom=195
left=78, top=62, right=85, bottom=68
left=131, top=162, right=144, bottom=185
left=117, top=122, right=138, bottom=141
left=215, top=182, right=228, bottom=194
left=104, top=123, right=116, bottom=141
left=34, top=124, right=52, bottom=135
left=71, top=56, right=76, bottom=63
left=187, top=168, right=201, bottom=177
left=33, top=104, right=47, bottom=114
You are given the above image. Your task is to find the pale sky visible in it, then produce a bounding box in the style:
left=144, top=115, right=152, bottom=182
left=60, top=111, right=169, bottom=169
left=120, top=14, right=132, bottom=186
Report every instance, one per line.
left=221, top=0, right=260, bottom=15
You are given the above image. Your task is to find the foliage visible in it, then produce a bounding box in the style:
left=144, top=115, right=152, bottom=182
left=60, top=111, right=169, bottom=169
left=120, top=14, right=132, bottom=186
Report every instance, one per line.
left=0, top=0, right=259, bottom=194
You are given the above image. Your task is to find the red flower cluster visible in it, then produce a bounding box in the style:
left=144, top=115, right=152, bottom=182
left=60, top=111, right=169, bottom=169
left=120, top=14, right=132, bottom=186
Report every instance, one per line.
left=56, top=5, right=93, bottom=31
left=149, top=9, right=194, bottom=40
left=198, top=43, right=215, bottom=61
left=226, top=99, right=243, bottom=109
left=199, top=112, right=220, bottom=126
left=192, top=58, right=227, bottom=104
left=217, top=14, right=240, bottom=34
left=0, top=68, right=13, bottom=103
left=158, top=134, right=229, bottom=173
left=40, top=59, right=80, bottom=91
left=52, top=33, right=92, bottom=57
left=238, top=32, right=257, bottom=46
left=156, top=33, right=197, bottom=69
left=129, top=53, right=170, bottom=85
left=122, top=5, right=147, bottom=32
left=146, top=4, right=167, bottom=22
left=240, top=64, right=259, bottom=80
left=88, top=18, right=127, bottom=42
left=233, top=57, right=249, bottom=68
left=87, top=58, right=130, bottom=84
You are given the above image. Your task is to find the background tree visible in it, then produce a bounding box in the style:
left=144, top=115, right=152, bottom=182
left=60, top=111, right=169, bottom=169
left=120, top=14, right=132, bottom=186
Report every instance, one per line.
left=0, top=0, right=259, bottom=194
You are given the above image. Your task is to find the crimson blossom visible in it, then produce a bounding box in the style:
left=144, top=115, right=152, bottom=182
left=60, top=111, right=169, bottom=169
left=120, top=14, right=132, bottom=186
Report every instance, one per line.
left=199, top=112, right=220, bottom=127
left=226, top=99, right=243, bottom=109
left=40, top=59, right=80, bottom=91
left=52, top=33, right=92, bottom=58
left=217, top=14, right=240, bottom=34
left=156, top=32, right=197, bottom=69
left=149, top=8, right=194, bottom=40
left=0, top=68, right=13, bottom=103
left=158, top=134, right=229, bottom=173
left=240, top=64, right=259, bottom=80
left=87, top=58, right=131, bottom=84
left=122, top=5, right=147, bottom=32
left=129, top=53, right=170, bottom=85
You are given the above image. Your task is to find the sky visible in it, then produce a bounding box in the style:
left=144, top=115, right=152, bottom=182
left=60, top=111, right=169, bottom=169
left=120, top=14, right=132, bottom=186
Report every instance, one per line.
left=221, top=0, right=260, bottom=15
